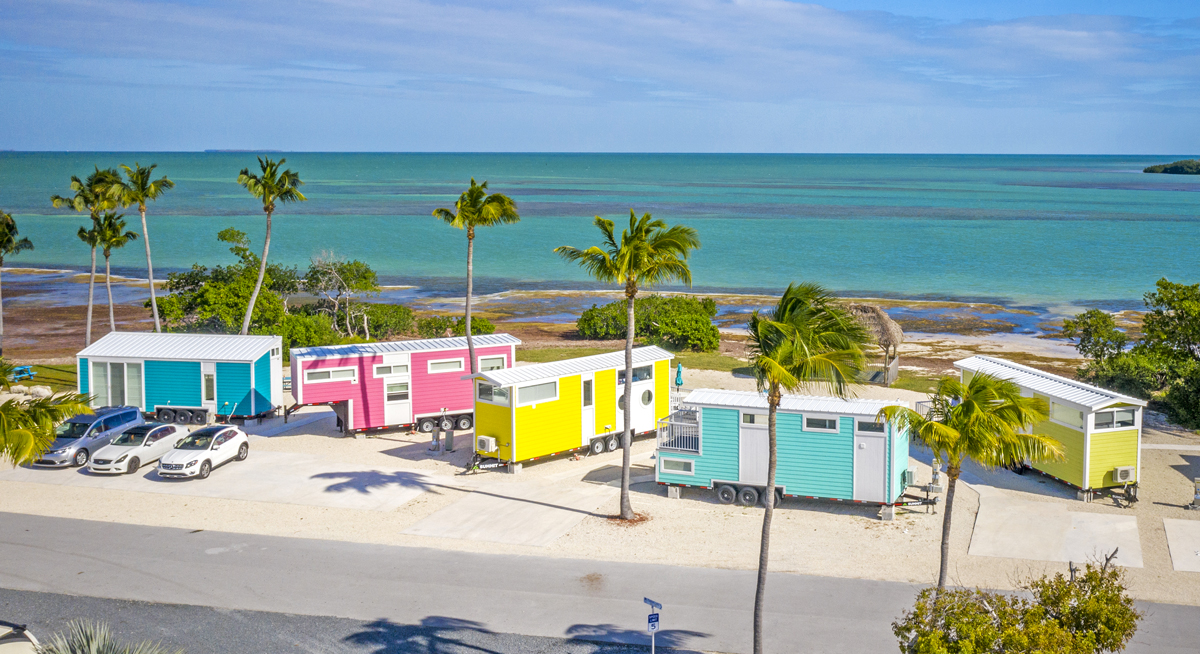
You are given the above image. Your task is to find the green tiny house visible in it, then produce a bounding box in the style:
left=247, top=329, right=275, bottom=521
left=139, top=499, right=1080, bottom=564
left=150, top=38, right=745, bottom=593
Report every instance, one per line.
left=954, top=356, right=1146, bottom=492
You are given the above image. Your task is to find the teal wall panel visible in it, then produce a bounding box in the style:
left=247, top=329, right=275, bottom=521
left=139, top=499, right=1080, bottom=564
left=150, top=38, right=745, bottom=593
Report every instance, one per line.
left=145, top=360, right=201, bottom=409
left=657, top=407, right=740, bottom=486
left=775, top=413, right=855, bottom=499
left=253, top=352, right=272, bottom=413
left=216, top=362, right=252, bottom=415
left=78, top=358, right=89, bottom=395
left=891, top=425, right=909, bottom=503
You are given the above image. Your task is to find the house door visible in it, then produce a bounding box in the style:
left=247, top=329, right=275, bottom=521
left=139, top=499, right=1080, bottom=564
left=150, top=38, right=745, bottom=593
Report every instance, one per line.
left=615, top=365, right=656, bottom=434
left=854, top=435, right=886, bottom=502
left=383, top=376, right=412, bottom=426
left=739, top=413, right=769, bottom=485
left=201, top=362, right=217, bottom=413
left=580, top=374, right=595, bottom=446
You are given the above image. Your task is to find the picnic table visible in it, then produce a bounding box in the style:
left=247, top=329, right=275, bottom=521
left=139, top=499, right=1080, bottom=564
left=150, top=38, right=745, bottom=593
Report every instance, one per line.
left=8, top=366, right=36, bottom=382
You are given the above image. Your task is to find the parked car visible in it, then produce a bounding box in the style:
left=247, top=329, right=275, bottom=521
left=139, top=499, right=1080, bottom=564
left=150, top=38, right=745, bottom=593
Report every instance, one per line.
left=88, top=423, right=186, bottom=475
left=157, top=426, right=249, bottom=480
left=0, top=620, right=40, bottom=653
left=33, top=406, right=145, bottom=468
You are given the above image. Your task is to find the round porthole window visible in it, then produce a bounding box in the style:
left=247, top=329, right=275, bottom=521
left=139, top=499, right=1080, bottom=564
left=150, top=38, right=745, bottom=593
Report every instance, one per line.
left=641, top=390, right=653, bottom=405
left=618, top=395, right=626, bottom=411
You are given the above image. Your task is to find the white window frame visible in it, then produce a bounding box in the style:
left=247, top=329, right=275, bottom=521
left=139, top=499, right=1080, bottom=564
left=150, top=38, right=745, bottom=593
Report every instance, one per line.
left=1049, top=402, right=1085, bottom=431
left=384, top=381, right=410, bottom=402
left=476, top=381, right=511, bottom=407
left=741, top=412, right=768, bottom=428
left=304, top=366, right=358, bottom=385
left=374, top=363, right=410, bottom=378
left=427, top=358, right=465, bottom=374
left=803, top=414, right=842, bottom=434
left=659, top=457, right=695, bottom=476
left=516, top=380, right=558, bottom=407
left=1091, top=407, right=1139, bottom=432
left=617, top=365, right=654, bottom=385
left=855, top=419, right=887, bottom=436
left=478, top=354, right=507, bottom=372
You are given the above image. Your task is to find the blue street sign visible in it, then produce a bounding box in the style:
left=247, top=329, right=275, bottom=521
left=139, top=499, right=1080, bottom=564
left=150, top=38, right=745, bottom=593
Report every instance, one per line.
left=647, top=612, right=660, bottom=633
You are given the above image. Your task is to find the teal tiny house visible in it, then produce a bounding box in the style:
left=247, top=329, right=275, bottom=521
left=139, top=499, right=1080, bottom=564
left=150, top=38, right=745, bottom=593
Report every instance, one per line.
left=656, top=389, right=911, bottom=507
left=77, top=332, right=283, bottom=423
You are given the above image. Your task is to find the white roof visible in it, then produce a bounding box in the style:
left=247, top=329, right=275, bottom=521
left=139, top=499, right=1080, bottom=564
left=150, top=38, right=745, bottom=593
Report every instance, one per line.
left=78, top=332, right=279, bottom=363
left=471, top=346, right=673, bottom=387
left=291, top=333, right=520, bottom=359
left=954, top=355, right=1146, bottom=410
left=683, top=388, right=907, bottom=416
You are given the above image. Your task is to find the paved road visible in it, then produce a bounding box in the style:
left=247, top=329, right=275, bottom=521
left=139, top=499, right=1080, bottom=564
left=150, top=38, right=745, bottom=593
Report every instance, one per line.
left=0, top=513, right=1195, bottom=653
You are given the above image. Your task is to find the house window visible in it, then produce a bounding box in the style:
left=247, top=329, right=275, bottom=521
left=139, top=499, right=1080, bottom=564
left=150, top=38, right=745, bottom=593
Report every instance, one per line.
left=477, top=382, right=509, bottom=405
left=618, top=365, right=654, bottom=384
left=1051, top=403, right=1084, bottom=429
left=479, top=356, right=506, bottom=372
left=518, top=381, right=557, bottom=405
left=660, top=458, right=694, bottom=475
left=126, top=362, right=142, bottom=409
left=109, top=363, right=126, bottom=406
left=386, top=383, right=410, bottom=402
left=805, top=416, right=839, bottom=432
left=428, top=359, right=464, bottom=374
left=641, top=390, right=653, bottom=406
left=582, top=380, right=593, bottom=407
left=204, top=373, right=216, bottom=402
left=856, top=420, right=886, bottom=434
left=305, top=368, right=357, bottom=384
left=1094, top=409, right=1136, bottom=430
left=375, top=364, right=409, bottom=376
left=742, top=413, right=766, bottom=426
left=91, top=363, right=108, bottom=407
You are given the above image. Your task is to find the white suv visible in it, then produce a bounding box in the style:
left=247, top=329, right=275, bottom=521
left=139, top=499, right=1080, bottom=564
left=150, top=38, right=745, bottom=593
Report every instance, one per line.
left=157, top=426, right=249, bottom=479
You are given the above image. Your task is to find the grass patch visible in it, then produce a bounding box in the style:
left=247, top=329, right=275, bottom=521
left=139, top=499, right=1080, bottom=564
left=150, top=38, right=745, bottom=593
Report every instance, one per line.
left=672, top=351, right=746, bottom=373
left=517, top=347, right=613, bottom=363
left=23, top=364, right=78, bottom=392
left=891, top=370, right=940, bottom=394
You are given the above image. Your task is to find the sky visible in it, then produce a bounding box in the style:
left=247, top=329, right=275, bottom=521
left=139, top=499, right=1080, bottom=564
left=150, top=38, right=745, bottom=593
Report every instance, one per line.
left=1, top=1, right=1198, bottom=153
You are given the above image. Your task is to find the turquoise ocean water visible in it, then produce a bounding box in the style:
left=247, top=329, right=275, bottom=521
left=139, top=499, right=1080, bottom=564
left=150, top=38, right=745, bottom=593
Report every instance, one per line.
left=2, top=153, right=1198, bottom=311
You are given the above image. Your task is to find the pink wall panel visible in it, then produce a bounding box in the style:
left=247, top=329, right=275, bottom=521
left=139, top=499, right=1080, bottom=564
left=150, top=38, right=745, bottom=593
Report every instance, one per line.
left=411, top=345, right=513, bottom=417
left=296, top=355, right=383, bottom=429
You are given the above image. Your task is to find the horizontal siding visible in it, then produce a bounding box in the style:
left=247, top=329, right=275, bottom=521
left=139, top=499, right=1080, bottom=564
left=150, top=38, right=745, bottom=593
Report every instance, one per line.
left=216, top=362, right=252, bottom=416
left=474, top=398, right=513, bottom=461
left=1088, top=429, right=1139, bottom=488
left=145, top=360, right=201, bottom=409
left=775, top=414, right=854, bottom=499
left=411, top=345, right=511, bottom=417
left=891, top=426, right=910, bottom=503
left=656, top=450, right=702, bottom=485
left=1032, top=419, right=1085, bottom=488
left=683, top=407, right=739, bottom=486
left=594, top=368, right=617, bottom=436
left=655, top=360, right=670, bottom=423
left=299, top=356, right=377, bottom=429
left=253, top=352, right=272, bottom=413
left=513, top=374, right=582, bottom=461
left=78, top=358, right=89, bottom=395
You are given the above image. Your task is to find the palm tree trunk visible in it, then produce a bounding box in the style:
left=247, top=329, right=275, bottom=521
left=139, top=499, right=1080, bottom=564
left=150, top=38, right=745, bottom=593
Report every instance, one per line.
left=105, top=254, right=116, bottom=332
left=140, top=207, right=161, bottom=333
left=242, top=209, right=272, bottom=335
left=86, top=246, right=97, bottom=346
left=619, top=285, right=636, bottom=520
left=753, top=388, right=779, bottom=654
left=937, top=466, right=961, bottom=592
left=465, top=233, right=476, bottom=373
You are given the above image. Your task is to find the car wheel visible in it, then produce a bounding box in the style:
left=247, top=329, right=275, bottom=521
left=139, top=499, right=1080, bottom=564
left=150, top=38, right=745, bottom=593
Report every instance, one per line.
left=73, top=449, right=89, bottom=467
left=126, top=457, right=140, bottom=474
left=456, top=415, right=473, bottom=430
left=606, top=436, right=620, bottom=452
left=417, top=419, right=435, bottom=433
left=589, top=439, right=605, bottom=455
left=237, top=442, right=249, bottom=461
left=438, top=416, right=455, bottom=431
left=737, top=487, right=760, bottom=506
left=198, top=460, right=211, bottom=479
left=716, top=484, right=737, bottom=504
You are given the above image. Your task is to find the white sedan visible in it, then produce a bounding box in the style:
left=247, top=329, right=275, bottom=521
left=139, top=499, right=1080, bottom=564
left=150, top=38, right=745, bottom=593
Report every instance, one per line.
left=88, top=423, right=185, bottom=475
left=157, top=426, right=249, bottom=480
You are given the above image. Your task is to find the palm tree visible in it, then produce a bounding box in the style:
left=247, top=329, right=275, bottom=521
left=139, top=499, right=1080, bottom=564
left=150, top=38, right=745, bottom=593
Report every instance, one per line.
left=879, top=373, right=1061, bottom=592
left=433, top=178, right=520, bottom=373
left=52, top=167, right=121, bottom=346
left=746, top=283, right=870, bottom=654
left=0, top=211, right=34, bottom=358
left=37, top=620, right=181, bottom=654
left=95, top=212, right=139, bottom=333
left=115, top=163, right=174, bottom=333
left=237, top=157, right=306, bottom=335
left=555, top=211, right=700, bottom=520
left=0, top=386, right=92, bottom=466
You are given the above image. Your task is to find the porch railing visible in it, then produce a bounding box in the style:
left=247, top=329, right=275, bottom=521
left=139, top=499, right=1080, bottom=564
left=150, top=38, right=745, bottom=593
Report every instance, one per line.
left=657, top=408, right=700, bottom=454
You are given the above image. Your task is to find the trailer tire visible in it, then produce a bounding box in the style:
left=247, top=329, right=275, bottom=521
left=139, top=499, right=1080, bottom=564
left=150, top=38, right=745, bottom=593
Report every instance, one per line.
left=589, top=439, right=606, bottom=456
left=174, top=410, right=192, bottom=425
left=456, top=415, right=473, bottom=430
left=716, top=484, right=737, bottom=504
left=417, top=418, right=436, bottom=433
left=192, top=410, right=207, bottom=424
left=775, top=488, right=784, bottom=506
left=606, top=436, right=620, bottom=452
left=737, top=486, right=759, bottom=506
left=438, top=416, right=455, bottom=432
left=157, top=409, right=175, bottom=423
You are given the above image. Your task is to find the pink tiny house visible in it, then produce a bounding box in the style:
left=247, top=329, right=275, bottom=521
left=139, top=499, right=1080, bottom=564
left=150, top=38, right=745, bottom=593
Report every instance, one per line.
left=289, top=334, right=521, bottom=433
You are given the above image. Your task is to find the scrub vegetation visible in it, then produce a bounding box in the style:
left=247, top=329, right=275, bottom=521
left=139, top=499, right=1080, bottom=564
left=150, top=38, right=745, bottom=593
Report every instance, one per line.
left=1142, top=159, right=1200, bottom=174
left=576, top=294, right=720, bottom=351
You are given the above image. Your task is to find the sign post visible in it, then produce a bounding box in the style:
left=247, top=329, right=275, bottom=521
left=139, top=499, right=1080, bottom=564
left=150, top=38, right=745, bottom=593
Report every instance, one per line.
left=644, top=597, right=662, bottom=654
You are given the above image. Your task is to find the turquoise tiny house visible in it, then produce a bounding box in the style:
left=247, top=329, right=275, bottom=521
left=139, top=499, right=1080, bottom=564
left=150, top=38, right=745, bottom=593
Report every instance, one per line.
left=656, top=389, right=911, bottom=506
left=77, top=332, right=283, bottom=423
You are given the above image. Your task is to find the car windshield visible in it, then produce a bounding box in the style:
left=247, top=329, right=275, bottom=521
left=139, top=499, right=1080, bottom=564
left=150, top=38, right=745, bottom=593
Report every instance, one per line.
left=176, top=429, right=221, bottom=450
left=111, top=430, right=149, bottom=446
left=54, top=422, right=91, bottom=440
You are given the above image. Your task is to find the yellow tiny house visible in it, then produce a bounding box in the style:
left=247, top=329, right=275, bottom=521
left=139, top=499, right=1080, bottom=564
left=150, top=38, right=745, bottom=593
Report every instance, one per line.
left=470, top=346, right=674, bottom=469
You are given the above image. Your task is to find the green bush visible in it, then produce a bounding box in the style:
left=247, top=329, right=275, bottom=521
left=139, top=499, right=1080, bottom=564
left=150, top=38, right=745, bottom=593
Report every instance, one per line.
left=1165, top=361, right=1200, bottom=429
left=656, top=311, right=720, bottom=351
left=268, top=312, right=341, bottom=359
left=417, top=315, right=495, bottom=339
left=575, top=295, right=719, bottom=351
left=1077, top=353, right=1168, bottom=400
left=365, top=303, right=415, bottom=339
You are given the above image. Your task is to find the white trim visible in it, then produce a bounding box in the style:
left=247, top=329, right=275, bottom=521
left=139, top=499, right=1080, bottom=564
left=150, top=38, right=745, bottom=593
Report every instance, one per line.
left=476, top=380, right=511, bottom=407
left=516, top=380, right=558, bottom=407
left=740, top=411, right=768, bottom=428
left=1090, top=407, right=1139, bottom=432
left=428, top=358, right=465, bottom=374
left=374, top=363, right=410, bottom=378
left=659, top=457, right=695, bottom=476
left=304, top=366, right=359, bottom=384
left=854, top=418, right=887, bottom=436
left=803, top=413, right=842, bottom=434
left=478, top=354, right=507, bottom=372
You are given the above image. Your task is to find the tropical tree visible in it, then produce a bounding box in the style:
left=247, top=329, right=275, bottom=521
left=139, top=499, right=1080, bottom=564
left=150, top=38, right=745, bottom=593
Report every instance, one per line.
left=237, top=157, right=306, bottom=335
left=555, top=211, right=700, bottom=520
left=114, top=163, right=174, bottom=333
left=52, top=167, right=121, bottom=346
left=433, top=178, right=520, bottom=373
left=0, top=211, right=34, bottom=358
left=95, top=212, right=139, bottom=332
left=745, top=283, right=870, bottom=654
left=879, top=373, right=1061, bottom=592
left=0, top=363, right=91, bottom=466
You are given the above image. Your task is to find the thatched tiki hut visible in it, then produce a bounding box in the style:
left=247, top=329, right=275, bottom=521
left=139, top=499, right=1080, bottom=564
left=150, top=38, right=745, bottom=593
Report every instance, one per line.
left=847, top=303, right=904, bottom=386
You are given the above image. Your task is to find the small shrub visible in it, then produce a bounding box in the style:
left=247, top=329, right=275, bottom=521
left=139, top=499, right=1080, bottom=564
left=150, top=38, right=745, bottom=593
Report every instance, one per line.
left=1077, top=352, right=1168, bottom=400
left=575, top=295, right=718, bottom=351
left=1165, top=360, right=1200, bottom=429
left=364, top=303, right=415, bottom=339
left=416, top=315, right=495, bottom=339
left=39, top=620, right=182, bottom=654
left=655, top=311, right=719, bottom=351
left=268, top=312, right=341, bottom=359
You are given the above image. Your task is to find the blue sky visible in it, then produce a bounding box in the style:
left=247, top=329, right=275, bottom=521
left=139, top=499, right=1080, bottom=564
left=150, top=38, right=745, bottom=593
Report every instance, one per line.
left=1, top=1, right=1198, bottom=153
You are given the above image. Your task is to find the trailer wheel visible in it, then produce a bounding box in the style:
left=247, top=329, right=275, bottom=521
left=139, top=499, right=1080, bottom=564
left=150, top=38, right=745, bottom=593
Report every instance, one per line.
left=775, top=488, right=784, bottom=506
left=417, top=418, right=436, bottom=433
left=438, top=416, right=455, bottom=432
left=157, top=408, right=175, bottom=423
left=589, top=439, right=606, bottom=456
left=737, top=487, right=759, bottom=506
left=456, top=415, right=473, bottom=430
left=174, top=410, right=192, bottom=425
left=716, top=484, right=737, bottom=504
left=192, top=410, right=207, bottom=424
left=606, top=436, right=620, bottom=452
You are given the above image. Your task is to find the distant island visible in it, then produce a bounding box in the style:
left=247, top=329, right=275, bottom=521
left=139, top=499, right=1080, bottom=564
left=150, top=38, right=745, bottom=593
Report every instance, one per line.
left=204, top=149, right=284, bottom=153
left=1143, top=159, right=1200, bottom=174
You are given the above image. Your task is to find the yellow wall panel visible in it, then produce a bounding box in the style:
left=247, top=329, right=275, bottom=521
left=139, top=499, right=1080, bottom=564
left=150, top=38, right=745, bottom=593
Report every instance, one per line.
left=514, top=374, right=583, bottom=461
left=1088, top=429, right=1139, bottom=488
left=1032, top=419, right=1086, bottom=488
left=474, top=398, right=513, bottom=461
left=594, top=368, right=617, bottom=436
left=655, top=359, right=670, bottom=421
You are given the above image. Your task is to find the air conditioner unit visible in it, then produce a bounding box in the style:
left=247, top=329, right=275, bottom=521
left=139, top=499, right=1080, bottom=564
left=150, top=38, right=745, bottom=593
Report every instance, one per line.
left=476, top=435, right=498, bottom=453
left=1113, top=466, right=1135, bottom=483
left=902, top=470, right=917, bottom=487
